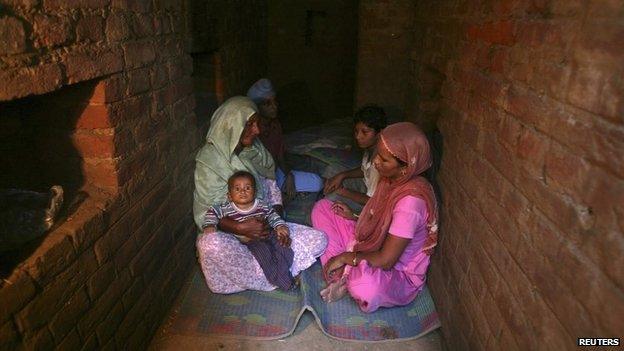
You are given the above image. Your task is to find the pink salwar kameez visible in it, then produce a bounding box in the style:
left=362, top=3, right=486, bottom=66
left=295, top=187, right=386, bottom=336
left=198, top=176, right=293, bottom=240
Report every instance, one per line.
left=311, top=197, right=431, bottom=313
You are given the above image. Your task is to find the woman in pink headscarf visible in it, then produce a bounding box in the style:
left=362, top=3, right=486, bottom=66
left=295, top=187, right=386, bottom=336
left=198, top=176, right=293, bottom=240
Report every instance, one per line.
left=310, top=122, right=438, bottom=313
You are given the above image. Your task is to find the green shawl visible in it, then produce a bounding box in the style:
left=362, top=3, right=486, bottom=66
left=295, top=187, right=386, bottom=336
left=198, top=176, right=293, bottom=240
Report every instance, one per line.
left=192, top=96, right=275, bottom=229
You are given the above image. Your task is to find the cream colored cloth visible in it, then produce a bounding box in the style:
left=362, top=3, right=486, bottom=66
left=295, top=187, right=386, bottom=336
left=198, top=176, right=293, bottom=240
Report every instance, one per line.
left=192, top=96, right=275, bottom=229
left=362, top=149, right=380, bottom=197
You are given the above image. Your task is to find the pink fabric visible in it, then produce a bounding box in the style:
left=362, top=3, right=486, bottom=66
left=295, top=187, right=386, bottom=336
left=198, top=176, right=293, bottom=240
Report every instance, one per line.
left=311, top=198, right=430, bottom=312
left=354, top=122, right=438, bottom=255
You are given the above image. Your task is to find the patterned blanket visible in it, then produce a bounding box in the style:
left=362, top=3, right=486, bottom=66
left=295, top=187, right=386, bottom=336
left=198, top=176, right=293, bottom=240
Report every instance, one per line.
left=169, top=262, right=440, bottom=341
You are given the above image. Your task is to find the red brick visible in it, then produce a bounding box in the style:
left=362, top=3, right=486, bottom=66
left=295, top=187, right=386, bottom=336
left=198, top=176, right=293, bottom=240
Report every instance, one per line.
left=511, top=97, right=624, bottom=179
left=86, top=262, right=116, bottom=300
left=515, top=127, right=549, bottom=175
left=481, top=132, right=517, bottom=183
left=95, top=301, right=124, bottom=346
left=0, top=321, right=18, bottom=349
left=0, top=0, right=38, bottom=8
left=76, top=15, right=105, bottom=42
left=72, top=131, right=115, bottom=158
left=93, top=217, right=131, bottom=265
left=110, top=93, right=151, bottom=126
left=160, top=37, right=182, bottom=59
left=497, top=113, right=521, bottom=148
left=150, top=64, right=169, bottom=90
left=0, top=16, right=27, bottom=55
left=64, top=48, right=124, bottom=84
left=104, top=12, right=130, bottom=43
left=16, top=250, right=97, bottom=331
left=181, top=55, right=193, bottom=75
left=544, top=142, right=589, bottom=195
left=472, top=70, right=510, bottom=108
left=504, top=84, right=550, bottom=130
left=522, top=255, right=595, bottom=338
left=515, top=20, right=567, bottom=49
left=90, top=74, right=126, bottom=104
left=489, top=47, right=509, bottom=74
left=115, top=289, right=152, bottom=343
left=49, top=288, right=91, bottom=341
left=583, top=167, right=624, bottom=230
left=527, top=58, right=573, bottom=101
left=33, top=14, right=72, bottom=48
left=519, top=174, right=589, bottom=239
left=111, top=0, right=152, bottom=13
left=0, top=63, right=63, bottom=101
left=125, top=320, right=149, bottom=350
left=131, top=118, right=156, bottom=147
left=82, top=332, right=99, bottom=350
left=466, top=20, right=515, bottom=46
left=57, top=328, right=81, bottom=350
left=567, top=61, right=623, bottom=124
left=82, top=158, right=119, bottom=189
left=460, top=118, right=480, bottom=149
left=112, top=231, right=138, bottom=271
left=128, top=234, right=160, bottom=278
left=551, top=238, right=623, bottom=326
left=151, top=14, right=164, bottom=35
left=114, top=127, right=138, bottom=159
left=75, top=104, right=113, bottom=129
left=0, top=272, right=37, bottom=322
left=167, top=59, right=185, bottom=81
left=77, top=269, right=130, bottom=335
left=129, top=13, right=154, bottom=38
left=578, top=17, right=623, bottom=57
left=464, top=277, right=488, bottom=334
left=122, top=40, right=156, bottom=69
left=495, top=325, right=521, bottom=350
left=101, top=339, right=116, bottom=351
left=22, top=234, right=77, bottom=286
left=491, top=281, right=536, bottom=349
left=126, top=67, right=151, bottom=96
left=121, top=278, right=144, bottom=310
left=61, top=202, right=108, bottom=254
left=22, top=327, right=54, bottom=351
left=416, top=3, right=624, bottom=348
left=43, top=0, right=109, bottom=9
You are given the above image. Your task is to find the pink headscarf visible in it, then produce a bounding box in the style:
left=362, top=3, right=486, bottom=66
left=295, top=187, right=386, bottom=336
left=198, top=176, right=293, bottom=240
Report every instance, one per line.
left=354, top=122, right=439, bottom=255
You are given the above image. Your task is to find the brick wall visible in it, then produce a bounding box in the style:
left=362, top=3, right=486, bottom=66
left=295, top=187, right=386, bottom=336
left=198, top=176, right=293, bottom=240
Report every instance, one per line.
left=406, top=1, right=623, bottom=350
left=189, top=0, right=268, bottom=136
left=0, top=0, right=200, bottom=349
left=355, top=0, right=416, bottom=124
left=267, top=0, right=358, bottom=132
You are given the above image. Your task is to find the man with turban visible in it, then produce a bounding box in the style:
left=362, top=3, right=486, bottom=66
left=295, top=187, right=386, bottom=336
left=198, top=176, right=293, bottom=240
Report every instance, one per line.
left=247, top=78, right=324, bottom=201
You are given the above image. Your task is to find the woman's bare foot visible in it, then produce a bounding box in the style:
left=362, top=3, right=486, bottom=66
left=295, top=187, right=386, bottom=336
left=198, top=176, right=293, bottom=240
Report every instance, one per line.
left=320, top=278, right=348, bottom=302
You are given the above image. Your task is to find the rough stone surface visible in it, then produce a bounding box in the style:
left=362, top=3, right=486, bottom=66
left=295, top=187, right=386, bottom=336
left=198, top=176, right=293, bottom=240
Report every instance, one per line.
left=370, top=1, right=624, bottom=349
left=0, top=0, right=205, bottom=349
left=0, top=17, right=27, bottom=55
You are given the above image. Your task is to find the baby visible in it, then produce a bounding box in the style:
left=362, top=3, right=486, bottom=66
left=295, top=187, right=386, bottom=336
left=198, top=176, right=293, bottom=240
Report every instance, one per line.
left=202, top=170, right=295, bottom=290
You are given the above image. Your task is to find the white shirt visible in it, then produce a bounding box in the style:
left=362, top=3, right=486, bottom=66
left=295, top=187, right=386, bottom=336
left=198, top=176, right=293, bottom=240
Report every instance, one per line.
left=361, top=149, right=380, bottom=197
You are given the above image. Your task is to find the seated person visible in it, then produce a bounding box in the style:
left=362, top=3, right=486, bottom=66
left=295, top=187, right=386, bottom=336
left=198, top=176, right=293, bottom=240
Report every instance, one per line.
left=194, top=96, right=327, bottom=294
left=323, top=105, right=387, bottom=211
left=247, top=78, right=324, bottom=201
left=203, top=171, right=295, bottom=290
left=311, top=122, right=439, bottom=313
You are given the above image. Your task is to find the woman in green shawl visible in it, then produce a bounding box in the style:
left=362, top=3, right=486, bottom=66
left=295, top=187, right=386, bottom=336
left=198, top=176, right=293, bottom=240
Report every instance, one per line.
left=194, top=96, right=327, bottom=293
